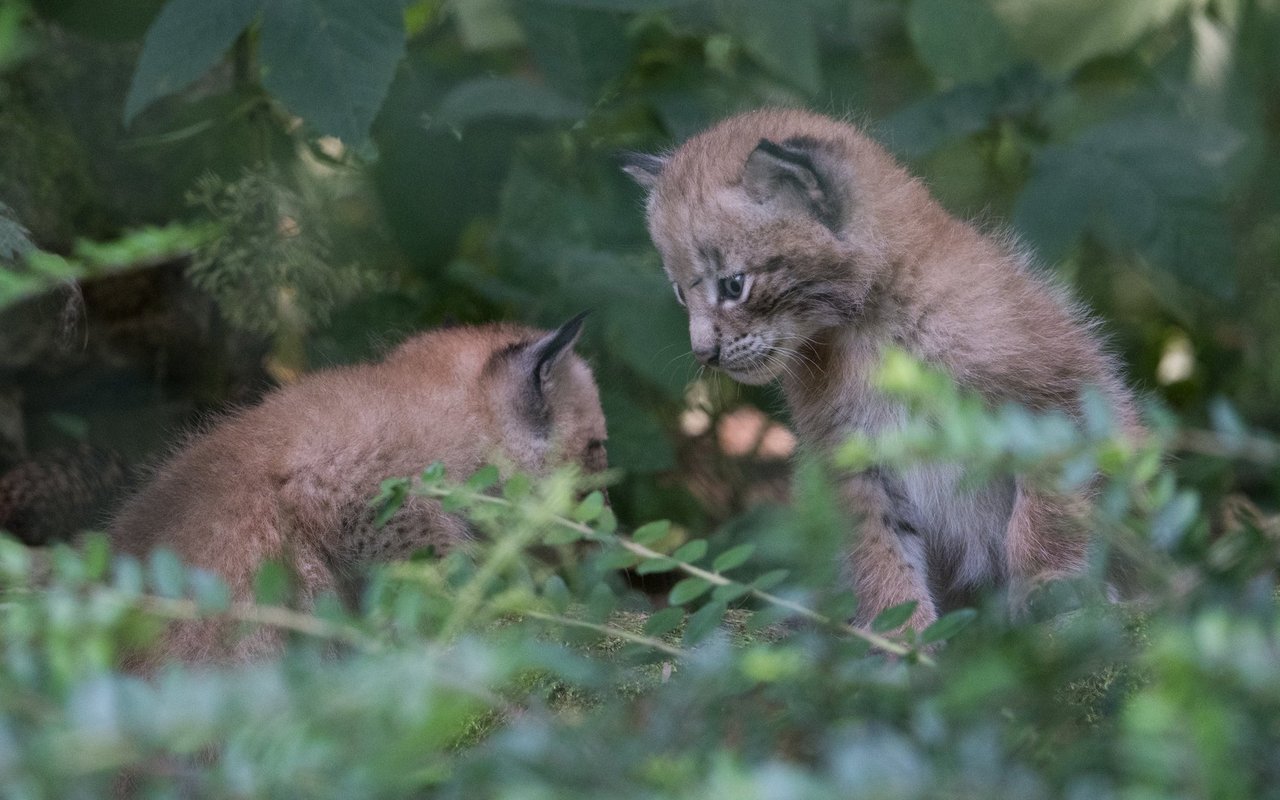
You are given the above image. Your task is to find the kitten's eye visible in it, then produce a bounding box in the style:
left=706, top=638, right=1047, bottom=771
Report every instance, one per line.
left=718, top=273, right=746, bottom=302
left=672, top=284, right=686, bottom=307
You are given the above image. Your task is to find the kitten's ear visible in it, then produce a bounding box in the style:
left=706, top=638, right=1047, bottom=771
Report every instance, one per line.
left=743, top=137, right=843, bottom=230
left=528, top=311, right=588, bottom=397
left=618, top=151, right=668, bottom=191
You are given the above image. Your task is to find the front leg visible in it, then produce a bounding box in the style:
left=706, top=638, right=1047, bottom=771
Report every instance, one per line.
left=840, top=469, right=938, bottom=633
left=1005, top=478, right=1092, bottom=616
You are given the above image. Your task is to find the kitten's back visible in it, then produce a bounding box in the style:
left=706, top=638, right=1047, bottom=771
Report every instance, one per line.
left=110, top=319, right=606, bottom=663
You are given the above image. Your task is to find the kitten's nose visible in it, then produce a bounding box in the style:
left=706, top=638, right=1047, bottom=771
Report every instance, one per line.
left=693, top=344, right=720, bottom=366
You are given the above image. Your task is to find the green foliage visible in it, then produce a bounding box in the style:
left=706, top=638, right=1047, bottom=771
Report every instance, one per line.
left=184, top=167, right=382, bottom=335
left=3, top=364, right=1280, bottom=795
left=4, top=0, right=1280, bottom=795
left=125, top=0, right=406, bottom=143
left=0, top=213, right=215, bottom=309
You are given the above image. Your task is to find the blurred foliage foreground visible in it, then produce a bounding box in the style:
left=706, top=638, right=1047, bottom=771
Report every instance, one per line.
left=3, top=354, right=1280, bottom=798
left=2, top=0, right=1280, bottom=797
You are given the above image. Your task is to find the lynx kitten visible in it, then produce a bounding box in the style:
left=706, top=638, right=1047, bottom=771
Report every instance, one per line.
left=623, top=109, right=1139, bottom=631
left=110, top=316, right=607, bottom=663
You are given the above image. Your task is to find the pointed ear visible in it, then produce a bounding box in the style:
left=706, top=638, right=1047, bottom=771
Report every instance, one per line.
left=618, top=151, right=668, bottom=191
left=528, top=311, right=588, bottom=398
left=742, top=137, right=843, bottom=230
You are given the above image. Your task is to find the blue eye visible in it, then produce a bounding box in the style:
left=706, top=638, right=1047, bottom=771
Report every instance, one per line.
left=718, top=273, right=745, bottom=301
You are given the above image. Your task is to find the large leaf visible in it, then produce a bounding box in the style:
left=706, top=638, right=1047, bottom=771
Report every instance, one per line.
left=907, top=0, right=1017, bottom=86
left=718, top=0, right=821, bottom=95
left=432, top=77, right=585, bottom=129
left=533, top=0, right=696, bottom=8
left=1015, top=113, right=1242, bottom=295
left=259, top=0, right=406, bottom=143
left=123, top=0, right=262, bottom=125
left=882, top=66, right=1052, bottom=160
left=516, top=2, right=632, bottom=101
left=989, top=0, right=1191, bottom=75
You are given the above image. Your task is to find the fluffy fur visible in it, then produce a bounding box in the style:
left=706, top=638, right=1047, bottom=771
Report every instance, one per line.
left=624, top=108, right=1140, bottom=631
left=110, top=319, right=607, bottom=664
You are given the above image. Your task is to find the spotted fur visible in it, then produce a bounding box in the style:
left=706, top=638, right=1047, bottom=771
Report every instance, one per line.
left=110, top=319, right=607, bottom=664
left=624, top=108, right=1140, bottom=631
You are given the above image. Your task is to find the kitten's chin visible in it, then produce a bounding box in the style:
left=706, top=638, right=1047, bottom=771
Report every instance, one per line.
left=721, top=362, right=779, bottom=386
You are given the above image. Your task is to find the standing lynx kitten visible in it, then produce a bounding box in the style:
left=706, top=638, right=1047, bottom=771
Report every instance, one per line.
left=623, top=108, right=1139, bottom=631
left=110, top=316, right=607, bottom=663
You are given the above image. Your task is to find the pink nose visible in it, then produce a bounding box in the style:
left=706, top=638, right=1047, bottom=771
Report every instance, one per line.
left=693, top=344, right=720, bottom=366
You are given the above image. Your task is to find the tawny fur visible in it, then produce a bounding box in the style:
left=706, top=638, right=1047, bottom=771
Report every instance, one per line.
left=625, top=108, right=1140, bottom=631
left=110, top=321, right=607, bottom=665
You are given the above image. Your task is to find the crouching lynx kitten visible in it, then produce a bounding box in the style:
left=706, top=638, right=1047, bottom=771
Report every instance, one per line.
left=110, top=316, right=607, bottom=664
left=623, top=108, right=1140, bottom=632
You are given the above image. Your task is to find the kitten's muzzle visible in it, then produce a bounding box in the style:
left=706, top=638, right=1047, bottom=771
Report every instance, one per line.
left=693, top=344, right=721, bottom=367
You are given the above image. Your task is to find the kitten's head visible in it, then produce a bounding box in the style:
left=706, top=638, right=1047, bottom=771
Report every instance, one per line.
left=481, top=313, right=608, bottom=476
left=621, top=110, right=890, bottom=385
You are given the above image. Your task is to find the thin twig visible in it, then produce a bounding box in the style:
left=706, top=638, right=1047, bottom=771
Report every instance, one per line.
left=416, top=486, right=930, bottom=665
left=137, top=595, right=376, bottom=650
left=520, top=608, right=685, bottom=658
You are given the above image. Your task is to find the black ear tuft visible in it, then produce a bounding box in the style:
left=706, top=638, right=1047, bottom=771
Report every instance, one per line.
left=530, top=311, right=588, bottom=396
left=618, top=151, right=668, bottom=191
left=742, top=137, right=842, bottom=230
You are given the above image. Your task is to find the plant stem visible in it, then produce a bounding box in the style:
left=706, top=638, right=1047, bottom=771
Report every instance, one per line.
left=416, top=485, right=930, bottom=664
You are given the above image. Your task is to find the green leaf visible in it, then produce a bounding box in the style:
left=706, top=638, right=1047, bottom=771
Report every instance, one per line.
left=516, top=2, right=632, bottom=100
left=543, top=575, right=570, bottom=614
left=597, top=548, right=642, bottom=570
left=543, top=523, right=585, bottom=546
left=452, top=0, right=525, bottom=50
left=572, top=491, right=606, bottom=523
left=712, top=544, right=756, bottom=573
left=503, top=473, right=532, bottom=501
left=922, top=608, right=978, bottom=644
left=80, top=534, right=110, bottom=582
left=871, top=601, right=920, bottom=633
left=668, top=577, right=711, bottom=606
left=253, top=560, right=290, bottom=605
left=1014, top=114, right=1240, bottom=295
left=148, top=549, right=186, bottom=599
left=191, top=570, right=232, bottom=613
left=632, top=520, right=671, bottom=546
left=682, top=600, right=727, bottom=646
left=634, top=557, right=677, bottom=575
left=123, top=0, right=262, bottom=125
left=258, top=0, right=406, bottom=143
left=1151, top=491, right=1201, bottom=551
left=0, top=202, right=34, bottom=262
left=671, top=539, right=707, bottom=564
left=718, top=0, right=821, bottom=94
left=752, top=569, right=790, bottom=592
left=989, top=0, right=1190, bottom=75
left=595, top=507, right=618, bottom=535
left=372, top=478, right=409, bottom=527
left=432, top=77, right=585, bottom=129
left=711, top=582, right=750, bottom=603
left=421, top=462, right=447, bottom=483
left=465, top=465, right=500, bottom=491
left=643, top=606, right=685, bottom=638
left=533, top=0, right=696, bottom=8
left=907, top=0, right=1017, bottom=86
